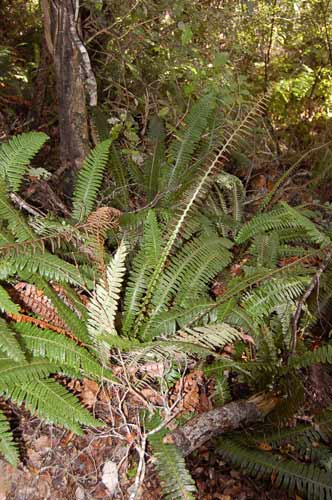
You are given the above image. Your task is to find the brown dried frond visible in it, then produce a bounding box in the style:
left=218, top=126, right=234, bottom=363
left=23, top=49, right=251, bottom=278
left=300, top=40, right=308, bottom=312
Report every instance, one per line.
left=7, top=312, right=83, bottom=345
left=0, top=206, right=122, bottom=258
left=13, top=282, right=67, bottom=329
left=85, top=206, right=122, bottom=238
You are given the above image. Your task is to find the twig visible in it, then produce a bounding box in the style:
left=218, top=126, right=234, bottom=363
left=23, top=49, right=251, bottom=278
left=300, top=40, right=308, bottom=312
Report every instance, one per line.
left=290, top=249, right=332, bottom=355
left=9, top=193, right=45, bottom=217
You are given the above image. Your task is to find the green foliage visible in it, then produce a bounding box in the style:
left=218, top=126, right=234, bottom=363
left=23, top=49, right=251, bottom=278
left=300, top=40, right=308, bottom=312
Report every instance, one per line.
left=0, top=409, right=18, bottom=466
left=218, top=438, right=332, bottom=500
left=0, top=132, right=49, bottom=192
left=149, top=430, right=197, bottom=500
left=72, top=140, right=112, bottom=221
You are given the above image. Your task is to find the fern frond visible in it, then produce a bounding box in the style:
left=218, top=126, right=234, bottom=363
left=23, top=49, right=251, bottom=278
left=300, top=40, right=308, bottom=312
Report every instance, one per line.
left=14, top=322, right=114, bottom=380
left=149, top=430, right=197, bottom=500
left=87, top=240, right=127, bottom=361
left=0, top=409, right=19, bottom=466
left=0, top=285, right=20, bottom=314
left=0, top=181, right=36, bottom=241
left=134, top=93, right=269, bottom=335
left=242, top=277, right=309, bottom=320
left=0, top=132, right=48, bottom=192
left=175, top=323, right=243, bottom=351
left=32, top=277, right=90, bottom=343
left=72, top=140, right=112, bottom=221
left=0, top=253, right=85, bottom=285
left=0, top=357, right=60, bottom=384
left=218, top=438, right=332, bottom=500
left=2, top=379, right=102, bottom=434
left=290, top=344, right=332, bottom=368
left=0, top=319, right=25, bottom=362
left=108, top=144, right=130, bottom=208
left=167, top=92, right=217, bottom=190
left=141, top=234, right=232, bottom=339
left=236, top=203, right=330, bottom=247
left=122, top=213, right=161, bottom=335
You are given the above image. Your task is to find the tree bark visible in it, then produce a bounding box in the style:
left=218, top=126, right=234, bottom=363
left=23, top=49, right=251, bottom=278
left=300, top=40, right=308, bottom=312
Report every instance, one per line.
left=41, top=0, right=90, bottom=198
left=166, top=393, right=278, bottom=456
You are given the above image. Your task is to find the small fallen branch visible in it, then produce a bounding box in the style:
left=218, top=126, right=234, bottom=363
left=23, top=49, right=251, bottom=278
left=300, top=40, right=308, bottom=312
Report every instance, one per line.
left=165, top=393, right=279, bottom=456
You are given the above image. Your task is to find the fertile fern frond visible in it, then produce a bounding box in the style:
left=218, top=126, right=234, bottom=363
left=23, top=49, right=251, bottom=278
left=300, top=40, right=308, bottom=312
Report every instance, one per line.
left=2, top=379, right=102, bottom=435
left=167, top=92, right=217, bottom=191
left=87, top=240, right=127, bottom=361
left=218, top=438, right=332, bottom=500
left=207, top=172, right=246, bottom=238
left=0, top=132, right=48, bottom=192
left=14, top=322, right=114, bottom=381
left=149, top=430, right=197, bottom=500
left=0, top=318, right=25, bottom=362
left=0, top=409, right=18, bottom=466
left=72, top=140, right=112, bottom=221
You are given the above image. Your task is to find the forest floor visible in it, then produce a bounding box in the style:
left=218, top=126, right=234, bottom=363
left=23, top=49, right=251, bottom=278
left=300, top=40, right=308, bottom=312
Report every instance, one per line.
left=1, top=375, right=292, bottom=500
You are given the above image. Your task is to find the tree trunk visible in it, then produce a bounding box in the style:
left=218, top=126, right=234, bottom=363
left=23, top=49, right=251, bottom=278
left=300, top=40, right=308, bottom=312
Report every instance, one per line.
left=41, top=0, right=90, bottom=198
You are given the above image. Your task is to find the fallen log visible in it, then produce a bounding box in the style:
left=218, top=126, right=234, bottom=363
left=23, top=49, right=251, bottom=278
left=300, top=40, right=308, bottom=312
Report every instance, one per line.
left=165, top=393, right=279, bottom=456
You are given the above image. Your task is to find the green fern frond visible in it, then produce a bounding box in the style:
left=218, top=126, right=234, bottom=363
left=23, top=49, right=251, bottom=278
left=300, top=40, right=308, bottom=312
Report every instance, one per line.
left=236, top=203, right=330, bottom=247
left=134, top=94, right=269, bottom=335
left=0, top=181, right=36, bottom=241
left=149, top=430, right=197, bottom=500
left=0, top=409, right=19, bottom=466
left=122, top=213, right=161, bottom=335
left=14, top=322, right=114, bottom=381
left=140, top=234, right=232, bottom=339
left=108, top=144, right=130, bottom=208
left=0, top=357, right=60, bottom=384
left=290, top=344, right=332, bottom=368
left=204, top=358, right=252, bottom=378
left=0, top=319, right=25, bottom=362
left=87, top=240, right=127, bottom=361
left=72, top=140, right=112, bottom=221
left=2, top=379, right=102, bottom=434
left=0, top=253, right=85, bottom=285
left=167, top=92, right=217, bottom=190
left=175, top=323, right=243, bottom=351
left=218, top=438, right=332, bottom=500
left=0, top=285, right=20, bottom=314
left=242, top=277, right=309, bottom=320
left=0, top=132, right=49, bottom=192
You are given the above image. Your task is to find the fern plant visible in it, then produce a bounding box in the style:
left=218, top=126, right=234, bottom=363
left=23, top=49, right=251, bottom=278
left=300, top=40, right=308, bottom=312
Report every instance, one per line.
left=0, top=92, right=331, bottom=500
